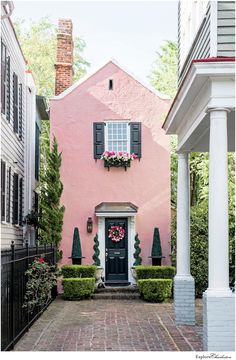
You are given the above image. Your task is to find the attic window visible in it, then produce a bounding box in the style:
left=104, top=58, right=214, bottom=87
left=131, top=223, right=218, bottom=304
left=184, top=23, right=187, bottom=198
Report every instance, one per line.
left=109, top=79, right=113, bottom=90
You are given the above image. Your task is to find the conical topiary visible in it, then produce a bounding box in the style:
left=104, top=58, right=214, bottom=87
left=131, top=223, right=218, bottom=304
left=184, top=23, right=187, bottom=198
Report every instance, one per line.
left=71, top=227, right=82, bottom=264
left=133, top=233, right=142, bottom=266
left=151, top=227, right=162, bottom=257
left=92, top=233, right=101, bottom=266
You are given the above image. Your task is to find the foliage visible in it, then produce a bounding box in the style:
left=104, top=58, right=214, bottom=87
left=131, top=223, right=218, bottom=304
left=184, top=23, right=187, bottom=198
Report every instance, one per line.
left=62, top=278, right=95, bottom=300
left=24, top=210, right=39, bottom=227
left=71, top=227, right=82, bottom=259
left=135, top=266, right=175, bottom=280
left=133, top=234, right=142, bottom=266
left=62, top=265, right=96, bottom=278
left=23, top=258, right=59, bottom=312
left=171, top=200, right=235, bottom=297
left=38, top=136, right=65, bottom=259
left=149, top=40, right=178, bottom=98
left=92, top=233, right=101, bottom=266
left=151, top=228, right=162, bottom=257
left=14, top=17, right=90, bottom=98
left=138, top=279, right=172, bottom=302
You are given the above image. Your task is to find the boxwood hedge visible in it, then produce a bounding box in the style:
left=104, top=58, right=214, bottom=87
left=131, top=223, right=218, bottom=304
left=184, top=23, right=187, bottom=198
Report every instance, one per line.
left=62, top=278, right=95, bottom=300
left=62, top=265, right=96, bottom=278
left=138, top=279, right=172, bottom=302
left=135, top=266, right=175, bottom=280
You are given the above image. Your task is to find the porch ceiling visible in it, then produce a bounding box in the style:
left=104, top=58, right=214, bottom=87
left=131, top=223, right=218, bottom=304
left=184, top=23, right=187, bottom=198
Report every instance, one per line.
left=163, top=60, right=235, bottom=152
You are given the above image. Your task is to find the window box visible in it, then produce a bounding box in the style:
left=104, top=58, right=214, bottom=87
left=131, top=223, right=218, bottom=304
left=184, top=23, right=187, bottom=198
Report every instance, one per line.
left=101, top=151, right=137, bottom=171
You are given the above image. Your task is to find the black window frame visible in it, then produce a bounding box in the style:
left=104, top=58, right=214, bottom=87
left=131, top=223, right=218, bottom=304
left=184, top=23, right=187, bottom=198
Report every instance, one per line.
left=6, top=166, right=11, bottom=223
left=13, top=72, right=18, bottom=133
left=12, top=173, right=19, bottom=225
left=35, top=123, right=40, bottom=180
left=1, top=160, right=6, bottom=221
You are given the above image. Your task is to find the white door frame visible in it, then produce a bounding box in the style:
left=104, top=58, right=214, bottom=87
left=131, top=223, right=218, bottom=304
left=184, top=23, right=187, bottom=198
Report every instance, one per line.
left=96, top=213, right=136, bottom=283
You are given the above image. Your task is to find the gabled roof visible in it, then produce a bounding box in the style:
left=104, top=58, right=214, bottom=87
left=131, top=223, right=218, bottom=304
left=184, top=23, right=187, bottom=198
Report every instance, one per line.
left=51, top=58, right=170, bottom=101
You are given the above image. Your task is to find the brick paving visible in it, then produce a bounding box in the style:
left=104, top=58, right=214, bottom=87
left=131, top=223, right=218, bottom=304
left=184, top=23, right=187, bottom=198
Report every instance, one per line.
left=14, top=297, right=203, bottom=351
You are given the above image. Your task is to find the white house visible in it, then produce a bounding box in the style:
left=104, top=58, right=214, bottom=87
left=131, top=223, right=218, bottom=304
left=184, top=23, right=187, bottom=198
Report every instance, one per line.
left=163, top=0, right=235, bottom=352
left=1, top=2, right=48, bottom=248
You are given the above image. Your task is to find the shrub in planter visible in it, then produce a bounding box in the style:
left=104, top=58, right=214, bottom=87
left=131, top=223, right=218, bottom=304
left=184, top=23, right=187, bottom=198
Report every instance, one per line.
left=138, top=279, right=172, bottom=302
left=62, top=278, right=95, bottom=300
left=136, top=265, right=175, bottom=280
left=61, top=265, right=96, bottom=278
left=71, top=227, right=84, bottom=264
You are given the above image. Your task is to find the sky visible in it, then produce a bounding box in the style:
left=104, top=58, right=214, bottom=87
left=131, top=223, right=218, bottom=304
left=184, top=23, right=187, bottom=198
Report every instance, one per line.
left=12, top=0, right=178, bottom=83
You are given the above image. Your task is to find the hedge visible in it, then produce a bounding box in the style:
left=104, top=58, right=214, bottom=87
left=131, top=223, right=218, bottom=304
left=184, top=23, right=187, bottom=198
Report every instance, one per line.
left=62, top=278, right=95, bottom=300
left=135, top=266, right=175, bottom=280
left=61, top=265, right=96, bottom=278
left=138, top=279, right=172, bottom=302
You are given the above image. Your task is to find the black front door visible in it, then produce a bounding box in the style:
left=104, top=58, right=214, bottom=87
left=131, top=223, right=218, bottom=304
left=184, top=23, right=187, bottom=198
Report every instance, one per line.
left=105, top=218, right=128, bottom=282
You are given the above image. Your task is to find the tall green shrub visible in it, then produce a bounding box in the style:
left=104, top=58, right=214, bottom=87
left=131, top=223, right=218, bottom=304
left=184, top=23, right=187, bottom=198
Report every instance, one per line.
left=133, top=234, right=142, bottom=266
left=71, top=227, right=82, bottom=259
left=38, top=136, right=65, bottom=259
left=151, top=228, right=162, bottom=257
left=92, top=233, right=101, bottom=266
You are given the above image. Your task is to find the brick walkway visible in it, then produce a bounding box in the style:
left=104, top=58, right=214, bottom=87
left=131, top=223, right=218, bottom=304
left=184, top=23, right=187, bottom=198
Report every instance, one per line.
left=14, top=297, right=203, bottom=351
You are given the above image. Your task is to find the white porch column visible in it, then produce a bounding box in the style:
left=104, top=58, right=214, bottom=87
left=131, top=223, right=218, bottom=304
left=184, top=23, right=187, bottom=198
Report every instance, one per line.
left=174, top=152, right=195, bottom=325
left=203, top=108, right=235, bottom=351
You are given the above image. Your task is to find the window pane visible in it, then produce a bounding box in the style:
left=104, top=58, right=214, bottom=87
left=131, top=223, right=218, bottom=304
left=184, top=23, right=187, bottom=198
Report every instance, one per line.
left=107, top=122, right=128, bottom=152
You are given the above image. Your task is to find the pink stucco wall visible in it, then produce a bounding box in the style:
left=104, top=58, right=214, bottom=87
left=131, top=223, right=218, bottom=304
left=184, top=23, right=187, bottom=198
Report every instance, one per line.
left=50, top=61, right=171, bottom=266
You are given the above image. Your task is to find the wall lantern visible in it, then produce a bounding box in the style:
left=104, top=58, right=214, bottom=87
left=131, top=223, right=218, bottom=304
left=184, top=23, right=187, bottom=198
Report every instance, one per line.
left=87, top=217, right=93, bottom=233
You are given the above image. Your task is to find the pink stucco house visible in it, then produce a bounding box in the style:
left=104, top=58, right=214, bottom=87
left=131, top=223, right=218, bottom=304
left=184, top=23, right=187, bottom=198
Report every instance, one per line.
left=50, top=20, right=171, bottom=284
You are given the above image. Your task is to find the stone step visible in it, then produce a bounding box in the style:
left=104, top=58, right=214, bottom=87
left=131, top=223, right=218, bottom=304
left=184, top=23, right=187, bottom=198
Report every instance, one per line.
left=96, top=286, right=139, bottom=294
left=92, top=292, right=140, bottom=300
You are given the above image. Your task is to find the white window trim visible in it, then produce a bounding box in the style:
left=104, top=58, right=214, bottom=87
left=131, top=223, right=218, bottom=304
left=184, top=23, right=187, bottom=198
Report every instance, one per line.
left=104, top=121, right=130, bottom=153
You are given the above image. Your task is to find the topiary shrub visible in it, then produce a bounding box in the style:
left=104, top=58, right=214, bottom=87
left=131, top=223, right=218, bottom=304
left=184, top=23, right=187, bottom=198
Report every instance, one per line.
left=138, top=279, right=172, bottom=302
left=92, top=233, right=101, bottom=266
left=71, top=227, right=82, bottom=264
left=62, top=265, right=96, bottom=278
left=151, top=227, right=162, bottom=256
left=133, top=233, right=142, bottom=266
left=62, top=278, right=95, bottom=300
left=136, top=265, right=175, bottom=280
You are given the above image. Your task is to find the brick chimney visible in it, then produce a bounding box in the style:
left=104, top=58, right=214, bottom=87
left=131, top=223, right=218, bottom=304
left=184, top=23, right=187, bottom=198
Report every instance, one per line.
left=55, top=19, right=73, bottom=96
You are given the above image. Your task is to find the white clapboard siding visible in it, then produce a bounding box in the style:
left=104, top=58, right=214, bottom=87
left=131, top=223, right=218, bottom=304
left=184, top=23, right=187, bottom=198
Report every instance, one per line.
left=178, top=1, right=235, bottom=84
left=178, top=2, right=211, bottom=83
left=1, top=10, right=36, bottom=249
left=217, top=1, right=235, bottom=57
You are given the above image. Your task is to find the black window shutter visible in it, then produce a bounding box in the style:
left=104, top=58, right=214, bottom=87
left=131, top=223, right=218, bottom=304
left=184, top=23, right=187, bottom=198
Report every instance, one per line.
left=19, top=178, right=23, bottom=226
left=93, top=122, right=105, bottom=159
left=1, top=41, right=6, bottom=114
left=7, top=167, right=11, bottom=223
left=12, top=173, right=19, bottom=224
left=1, top=160, right=6, bottom=221
left=19, top=84, right=22, bottom=139
left=130, top=122, right=142, bottom=158
left=35, top=124, right=40, bottom=180
left=13, top=73, right=18, bottom=133
left=6, top=56, right=10, bottom=121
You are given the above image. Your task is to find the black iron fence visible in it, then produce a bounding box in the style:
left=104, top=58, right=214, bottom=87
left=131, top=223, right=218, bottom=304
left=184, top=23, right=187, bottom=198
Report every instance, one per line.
left=1, top=241, right=57, bottom=351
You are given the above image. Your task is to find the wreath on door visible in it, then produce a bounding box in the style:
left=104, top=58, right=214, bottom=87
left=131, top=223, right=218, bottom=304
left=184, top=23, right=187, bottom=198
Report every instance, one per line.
left=108, top=225, right=125, bottom=243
